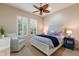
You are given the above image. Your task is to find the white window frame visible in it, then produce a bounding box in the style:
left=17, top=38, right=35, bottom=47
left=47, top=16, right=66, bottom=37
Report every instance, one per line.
left=17, top=16, right=28, bottom=36
left=30, top=18, right=37, bottom=35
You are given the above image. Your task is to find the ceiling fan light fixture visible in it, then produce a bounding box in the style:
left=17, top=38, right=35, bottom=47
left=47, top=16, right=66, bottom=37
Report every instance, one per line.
left=33, top=3, right=50, bottom=15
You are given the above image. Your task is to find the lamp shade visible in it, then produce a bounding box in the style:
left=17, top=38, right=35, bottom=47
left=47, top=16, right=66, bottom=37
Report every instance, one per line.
left=66, top=29, right=72, bottom=35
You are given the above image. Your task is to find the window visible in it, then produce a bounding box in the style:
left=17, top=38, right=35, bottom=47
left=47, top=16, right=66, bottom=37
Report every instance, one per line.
left=17, top=16, right=28, bottom=36
left=30, top=18, right=37, bottom=35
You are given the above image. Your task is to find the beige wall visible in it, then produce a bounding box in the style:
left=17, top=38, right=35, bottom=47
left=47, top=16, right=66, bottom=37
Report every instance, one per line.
left=0, top=4, right=43, bottom=35
left=44, top=4, right=79, bottom=40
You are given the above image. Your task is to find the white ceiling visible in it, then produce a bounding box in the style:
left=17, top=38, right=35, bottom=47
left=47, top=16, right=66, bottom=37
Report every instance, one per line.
left=5, top=3, right=74, bottom=17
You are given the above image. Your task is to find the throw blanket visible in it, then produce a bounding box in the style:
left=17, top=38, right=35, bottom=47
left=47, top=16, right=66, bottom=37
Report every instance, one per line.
left=37, top=34, right=59, bottom=47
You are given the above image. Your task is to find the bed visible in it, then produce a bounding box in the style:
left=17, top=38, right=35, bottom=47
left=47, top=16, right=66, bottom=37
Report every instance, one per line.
left=31, top=26, right=64, bottom=55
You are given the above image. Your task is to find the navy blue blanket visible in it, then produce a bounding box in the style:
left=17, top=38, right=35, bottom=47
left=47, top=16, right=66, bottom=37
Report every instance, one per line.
left=37, top=34, right=59, bottom=47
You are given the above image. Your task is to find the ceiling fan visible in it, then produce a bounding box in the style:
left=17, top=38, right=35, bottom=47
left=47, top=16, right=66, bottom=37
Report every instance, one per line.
left=32, top=3, right=50, bottom=15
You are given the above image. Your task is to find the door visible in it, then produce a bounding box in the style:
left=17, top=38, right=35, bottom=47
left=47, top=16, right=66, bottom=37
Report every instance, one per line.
left=17, top=16, right=28, bottom=36
left=30, top=18, right=37, bottom=36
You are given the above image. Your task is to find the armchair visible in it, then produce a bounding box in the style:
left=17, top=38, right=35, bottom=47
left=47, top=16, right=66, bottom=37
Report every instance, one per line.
left=7, top=33, right=26, bottom=52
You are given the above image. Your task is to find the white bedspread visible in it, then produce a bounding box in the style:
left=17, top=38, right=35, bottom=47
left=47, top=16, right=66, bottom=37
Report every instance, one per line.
left=32, top=35, right=63, bottom=48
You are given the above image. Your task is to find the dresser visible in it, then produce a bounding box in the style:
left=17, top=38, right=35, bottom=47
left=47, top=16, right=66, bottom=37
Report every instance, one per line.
left=0, top=37, right=10, bottom=56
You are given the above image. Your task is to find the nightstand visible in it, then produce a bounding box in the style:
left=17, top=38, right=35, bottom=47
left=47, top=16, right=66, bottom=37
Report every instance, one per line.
left=63, top=36, right=75, bottom=50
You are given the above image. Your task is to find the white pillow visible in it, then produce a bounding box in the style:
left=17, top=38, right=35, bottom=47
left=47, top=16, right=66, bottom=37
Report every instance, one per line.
left=47, top=30, right=61, bottom=36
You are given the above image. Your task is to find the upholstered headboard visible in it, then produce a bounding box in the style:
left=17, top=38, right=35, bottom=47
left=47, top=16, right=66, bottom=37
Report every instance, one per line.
left=48, top=25, right=64, bottom=34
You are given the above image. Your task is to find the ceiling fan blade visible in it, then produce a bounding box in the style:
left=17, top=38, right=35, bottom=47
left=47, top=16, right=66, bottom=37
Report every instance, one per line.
left=32, top=11, right=39, bottom=13
left=43, top=10, right=50, bottom=13
left=42, top=4, right=49, bottom=10
left=33, top=5, right=39, bottom=9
